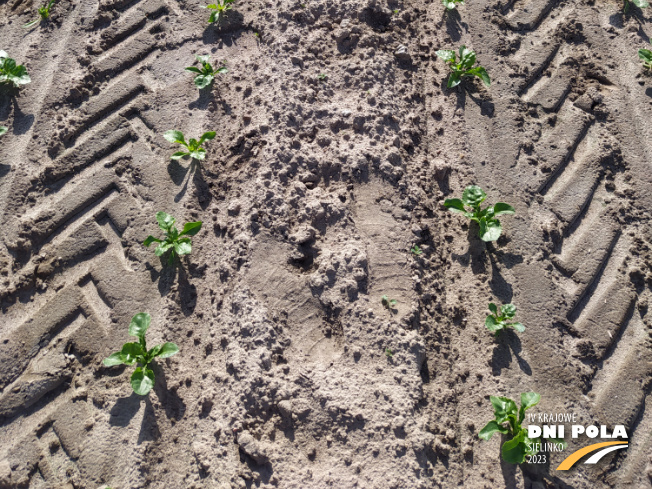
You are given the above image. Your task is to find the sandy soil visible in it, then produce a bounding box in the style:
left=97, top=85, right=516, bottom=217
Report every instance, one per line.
left=0, top=0, right=651, bottom=487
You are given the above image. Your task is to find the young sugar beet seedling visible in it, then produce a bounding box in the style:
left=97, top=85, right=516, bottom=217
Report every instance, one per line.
left=0, top=51, right=31, bottom=89
left=143, top=212, right=203, bottom=264
left=444, top=185, right=515, bottom=242
left=479, top=393, right=566, bottom=464
left=164, top=130, right=215, bottom=161
left=23, top=0, right=56, bottom=28
left=0, top=126, right=7, bottom=136
left=639, top=39, right=652, bottom=70
left=486, top=303, right=524, bottom=336
left=382, top=295, right=398, bottom=312
left=186, top=55, right=227, bottom=89
left=442, top=0, right=464, bottom=10
left=436, top=45, right=490, bottom=88
left=103, top=313, right=179, bottom=396
left=203, top=0, right=234, bottom=23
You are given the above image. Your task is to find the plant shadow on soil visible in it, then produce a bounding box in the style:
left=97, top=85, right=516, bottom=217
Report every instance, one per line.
left=491, top=330, right=531, bottom=376
left=109, top=392, right=160, bottom=444
left=609, top=9, right=652, bottom=42
left=452, top=225, right=522, bottom=280
left=148, top=261, right=198, bottom=316
left=189, top=84, right=231, bottom=115
left=0, top=92, right=34, bottom=135
left=108, top=363, right=186, bottom=443
left=499, top=447, right=577, bottom=489
left=167, top=157, right=213, bottom=210
left=449, top=80, right=495, bottom=118
left=443, top=8, right=468, bottom=43
left=201, top=11, right=246, bottom=46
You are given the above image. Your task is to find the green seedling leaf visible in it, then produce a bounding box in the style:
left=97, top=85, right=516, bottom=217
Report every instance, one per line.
left=443, top=185, right=514, bottom=241
left=443, top=198, right=466, bottom=213
left=128, top=312, right=151, bottom=339
left=639, top=39, right=652, bottom=69
left=103, top=352, right=127, bottom=366
left=143, top=235, right=162, bottom=246
left=447, top=71, right=461, bottom=88
left=164, top=130, right=186, bottom=145
left=174, top=238, right=192, bottom=256
left=501, top=431, right=528, bottom=464
left=410, top=245, right=422, bottom=256
left=120, top=342, right=144, bottom=364
left=180, top=221, right=203, bottom=236
left=519, top=392, right=540, bottom=422
left=198, top=131, right=216, bottom=145
left=103, top=313, right=179, bottom=396
left=511, top=322, right=525, bottom=333
left=147, top=344, right=163, bottom=360
left=502, top=304, right=517, bottom=319
left=435, top=50, right=455, bottom=62
left=131, top=367, right=155, bottom=396
left=490, top=396, right=518, bottom=424
left=385, top=347, right=394, bottom=357
left=186, top=54, right=227, bottom=89
left=493, top=202, right=515, bottom=216
left=462, top=185, right=486, bottom=206
left=156, top=211, right=175, bottom=231
left=640, top=49, right=652, bottom=69
left=163, top=130, right=214, bottom=161
left=190, top=150, right=206, bottom=160
left=485, top=302, right=525, bottom=336
left=155, top=242, right=173, bottom=257
left=203, top=0, right=235, bottom=23
left=0, top=52, right=31, bottom=89
left=0, top=126, right=7, bottom=136
left=436, top=45, right=490, bottom=89
left=479, top=392, right=542, bottom=464
left=442, top=0, right=464, bottom=9
left=478, top=420, right=509, bottom=440
left=144, top=212, right=203, bottom=264
left=170, top=151, right=189, bottom=160
left=479, top=218, right=502, bottom=242
left=158, top=342, right=180, bottom=359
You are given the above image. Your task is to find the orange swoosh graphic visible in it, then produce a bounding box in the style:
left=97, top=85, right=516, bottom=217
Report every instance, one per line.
left=556, top=441, right=628, bottom=471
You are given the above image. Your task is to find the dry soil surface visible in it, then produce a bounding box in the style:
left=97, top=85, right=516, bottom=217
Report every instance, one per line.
left=0, top=0, right=651, bottom=488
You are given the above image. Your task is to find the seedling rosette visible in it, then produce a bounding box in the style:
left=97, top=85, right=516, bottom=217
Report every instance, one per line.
left=436, top=45, right=490, bottom=88
left=0, top=51, right=31, bottom=89
left=382, top=295, right=398, bottom=311
left=163, top=130, right=215, bottom=160
left=103, top=313, right=179, bottom=396
left=185, top=54, right=227, bottom=89
left=143, top=212, right=203, bottom=264
left=444, top=185, right=515, bottom=242
left=485, top=303, right=524, bottom=336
